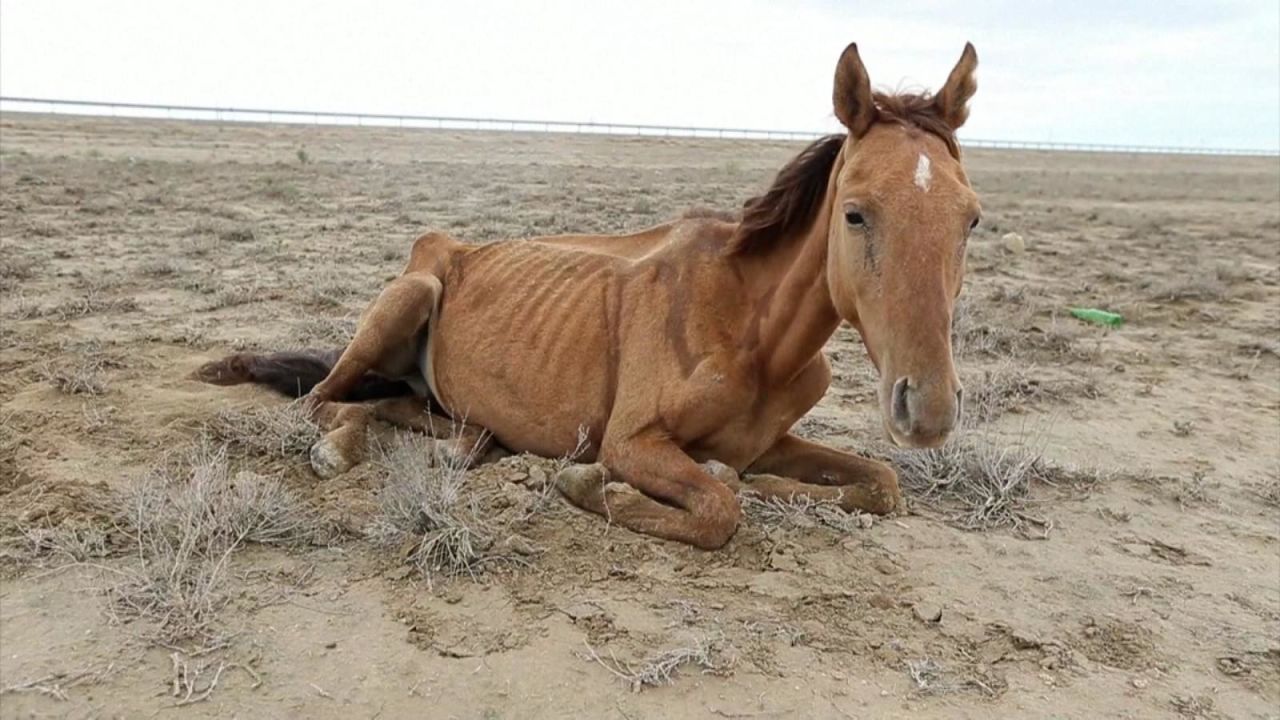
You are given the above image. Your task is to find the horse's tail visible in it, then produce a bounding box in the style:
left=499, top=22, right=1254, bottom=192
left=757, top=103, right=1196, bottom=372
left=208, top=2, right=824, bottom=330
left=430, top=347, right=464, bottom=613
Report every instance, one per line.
left=192, top=348, right=414, bottom=401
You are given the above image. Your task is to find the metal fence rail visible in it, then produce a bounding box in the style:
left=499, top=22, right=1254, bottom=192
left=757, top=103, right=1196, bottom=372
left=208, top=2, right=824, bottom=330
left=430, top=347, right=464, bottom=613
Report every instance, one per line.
left=2, top=96, right=1277, bottom=158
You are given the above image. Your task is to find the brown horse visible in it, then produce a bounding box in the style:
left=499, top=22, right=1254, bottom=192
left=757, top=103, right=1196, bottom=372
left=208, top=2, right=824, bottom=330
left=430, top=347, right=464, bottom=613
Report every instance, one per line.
left=198, top=42, right=981, bottom=549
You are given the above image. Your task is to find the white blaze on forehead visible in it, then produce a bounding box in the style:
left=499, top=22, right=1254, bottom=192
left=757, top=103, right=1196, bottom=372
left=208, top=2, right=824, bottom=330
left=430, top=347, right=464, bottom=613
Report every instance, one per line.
left=913, top=153, right=932, bottom=191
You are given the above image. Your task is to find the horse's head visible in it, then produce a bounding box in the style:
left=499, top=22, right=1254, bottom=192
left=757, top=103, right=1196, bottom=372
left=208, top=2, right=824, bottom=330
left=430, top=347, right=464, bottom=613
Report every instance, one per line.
left=824, top=43, right=981, bottom=449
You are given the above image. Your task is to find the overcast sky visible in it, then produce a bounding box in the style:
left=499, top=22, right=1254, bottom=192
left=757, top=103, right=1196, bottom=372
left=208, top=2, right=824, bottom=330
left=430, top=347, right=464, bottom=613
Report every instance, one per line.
left=2, top=0, right=1277, bottom=150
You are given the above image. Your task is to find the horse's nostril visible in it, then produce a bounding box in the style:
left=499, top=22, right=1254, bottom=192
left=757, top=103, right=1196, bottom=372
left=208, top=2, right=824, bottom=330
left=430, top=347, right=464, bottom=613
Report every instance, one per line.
left=955, top=387, right=964, bottom=422
left=891, top=377, right=911, bottom=430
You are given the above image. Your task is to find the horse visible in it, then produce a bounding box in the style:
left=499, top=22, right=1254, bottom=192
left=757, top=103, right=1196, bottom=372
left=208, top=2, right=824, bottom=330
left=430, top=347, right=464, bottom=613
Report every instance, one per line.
left=197, top=42, right=981, bottom=549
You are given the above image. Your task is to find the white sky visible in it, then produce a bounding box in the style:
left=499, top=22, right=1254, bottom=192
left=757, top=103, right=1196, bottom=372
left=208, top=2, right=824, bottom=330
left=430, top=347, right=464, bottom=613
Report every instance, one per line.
left=2, top=0, right=1278, bottom=150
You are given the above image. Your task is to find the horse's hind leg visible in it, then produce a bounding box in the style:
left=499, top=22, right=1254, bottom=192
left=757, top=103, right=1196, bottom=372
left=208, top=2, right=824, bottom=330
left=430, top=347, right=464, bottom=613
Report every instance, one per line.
left=309, top=401, right=374, bottom=478
left=373, top=397, right=494, bottom=468
left=310, top=272, right=442, bottom=402
left=306, top=271, right=442, bottom=478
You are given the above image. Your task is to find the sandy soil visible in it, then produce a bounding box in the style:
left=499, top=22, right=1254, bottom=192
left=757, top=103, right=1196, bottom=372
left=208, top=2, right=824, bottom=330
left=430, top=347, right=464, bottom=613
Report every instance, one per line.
left=1, top=114, right=1277, bottom=719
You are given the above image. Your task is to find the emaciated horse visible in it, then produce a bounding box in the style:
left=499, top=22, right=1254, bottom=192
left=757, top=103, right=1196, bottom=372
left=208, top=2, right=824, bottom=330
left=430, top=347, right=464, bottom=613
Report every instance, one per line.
left=198, top=42, right=982, bottom=549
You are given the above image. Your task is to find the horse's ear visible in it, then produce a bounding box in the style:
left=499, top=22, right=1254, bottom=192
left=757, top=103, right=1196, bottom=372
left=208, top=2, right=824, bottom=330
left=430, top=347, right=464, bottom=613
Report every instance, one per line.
left=934, top=42, right=978, bottom=130
left=833, top=43, right=875, bottom=137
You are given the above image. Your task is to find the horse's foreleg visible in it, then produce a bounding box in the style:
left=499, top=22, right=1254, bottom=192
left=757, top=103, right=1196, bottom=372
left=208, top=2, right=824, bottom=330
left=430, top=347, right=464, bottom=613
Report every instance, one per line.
left=557, top=435, right=740, bottom=549
left=746, top=433, right=901, bottom=514
left=373, top=396, right=494, bottom=468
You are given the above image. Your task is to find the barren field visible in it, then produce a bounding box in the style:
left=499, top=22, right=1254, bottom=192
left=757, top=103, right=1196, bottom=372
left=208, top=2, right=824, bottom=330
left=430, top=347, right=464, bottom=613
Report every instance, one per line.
left=1, top=114, right=1277, bottom=719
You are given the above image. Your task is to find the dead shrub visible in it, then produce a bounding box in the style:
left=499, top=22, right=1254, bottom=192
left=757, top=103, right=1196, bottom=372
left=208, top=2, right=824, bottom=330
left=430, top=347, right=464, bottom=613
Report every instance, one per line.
left=1143, top=276, right=1229, bottom=303
left=204, top=401, right=321, bottom=460
left=893, top=422, right=1093, bottom=536
left=38, top=357, right=110, bottom=396
left=739, top=492, right=873, bottom=533
left=581, top=631, right=737, bottom=692
left=109, top=442, right=323, bottom=643
left=42, top=291, right=139, bottom=320
left=366, top=433, right=497, bottom=585
left=307, top=270, right=362, bottom=308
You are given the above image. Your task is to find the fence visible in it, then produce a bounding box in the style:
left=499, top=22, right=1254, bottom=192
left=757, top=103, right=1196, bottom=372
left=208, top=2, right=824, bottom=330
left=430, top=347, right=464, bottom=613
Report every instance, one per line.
left=2, top=96, right=1276, bottom=157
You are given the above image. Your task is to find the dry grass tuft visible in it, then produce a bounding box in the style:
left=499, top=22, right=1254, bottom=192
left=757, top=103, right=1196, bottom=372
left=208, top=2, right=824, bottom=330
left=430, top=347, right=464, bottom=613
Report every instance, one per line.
left=208, top=278, right=268, bottom=309
left=40, top=291, right=140, bottom=321
left=0, top=663, right=115, bottom=702
left=18, top=522, right=112, bottom=564
left=205, top=401, right=321, bottom=460
left=906, top=657, right=952, bottom=694
left=581, top=632, right=737, bottom=692
left=0, top=253, right=40, bottom=282
left=290, top=314, right=357, bottom=346
left=963, top=359, right=1046, bottom=422
left=739, top=491, right=873, bottom=533
left=952, top=298, right=1099, bottom=363
left=307, top=270, right=362, bottom=308
left=1144, top=275, right=1229, bottom=303
left=893, top=422, right=1092, bottom=536
left=1254, top=472, right=1280, bottom=508
left=366, top=433, right=498, bottom=584
left=38, top=356, right=110, bottom=396
left=109, top=442, right=324, bottom=643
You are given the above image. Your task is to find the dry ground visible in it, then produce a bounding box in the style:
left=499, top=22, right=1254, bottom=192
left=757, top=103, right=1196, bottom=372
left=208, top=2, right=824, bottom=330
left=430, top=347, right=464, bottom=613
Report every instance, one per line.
left=1, top=114, right=1277, bottom=719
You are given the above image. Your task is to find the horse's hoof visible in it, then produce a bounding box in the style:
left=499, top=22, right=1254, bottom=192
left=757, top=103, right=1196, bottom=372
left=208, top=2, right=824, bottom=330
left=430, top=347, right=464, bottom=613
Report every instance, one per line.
left=432, top=438, right=476, bottom=470
left=555, top=463, right=609, bottom=504
left=310, top=437, right=354, bottom=479
left=701, top=460, right=741, bottom=489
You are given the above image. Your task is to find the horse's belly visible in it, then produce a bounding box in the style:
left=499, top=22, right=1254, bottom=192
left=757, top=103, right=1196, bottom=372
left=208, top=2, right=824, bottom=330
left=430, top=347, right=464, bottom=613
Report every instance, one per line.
left=427, top=267, right=615, bottom=458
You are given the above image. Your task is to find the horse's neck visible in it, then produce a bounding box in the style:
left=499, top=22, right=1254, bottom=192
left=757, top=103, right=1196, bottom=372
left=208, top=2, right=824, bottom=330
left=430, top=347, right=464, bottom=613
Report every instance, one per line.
left=738, top=207, right=842, bottom=386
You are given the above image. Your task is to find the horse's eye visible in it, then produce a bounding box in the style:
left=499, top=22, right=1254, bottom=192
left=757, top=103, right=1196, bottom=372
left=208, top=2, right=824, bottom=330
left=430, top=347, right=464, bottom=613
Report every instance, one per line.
left=845, top=211, right=866, bottom=227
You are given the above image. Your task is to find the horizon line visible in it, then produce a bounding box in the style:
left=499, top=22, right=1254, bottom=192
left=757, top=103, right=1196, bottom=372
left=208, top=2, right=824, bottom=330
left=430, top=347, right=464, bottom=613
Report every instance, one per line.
left=2, top=96, right=1277, bottom=158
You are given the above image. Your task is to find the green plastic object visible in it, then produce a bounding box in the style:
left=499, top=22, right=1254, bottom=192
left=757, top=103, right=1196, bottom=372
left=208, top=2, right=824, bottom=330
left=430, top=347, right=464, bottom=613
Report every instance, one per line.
left=1069, top=307, right=1124, bottom=327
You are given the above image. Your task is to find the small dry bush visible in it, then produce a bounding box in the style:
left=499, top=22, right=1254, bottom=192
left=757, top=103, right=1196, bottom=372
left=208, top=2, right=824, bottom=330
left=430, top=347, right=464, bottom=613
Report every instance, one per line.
left=38, top=356, right=110, bottom=396
left=17, top=522, right=112, bottom=564
left=110, top=442, right=323, bottom=643
left=0, top=253, right=39, bottom=282
left=582, top=631, right=737, bottom=692
left=306, top=270, right=362, bottom=308
left=42, top=291, right=139, bottom=321
left=906, top=657, right=951, bottom=695
left=138, top=258, right=187, bottom=278
left=953, top=299, right=1098, bottom=363
left=1143, top=275, right=1229, bottom=303
left=290, top=314, right=357, bottom=346
left=739, top=491, right=872, bottom=533
left=208, top=278, right=268, bottom=309
left=204, top=401, right=321, bottom=460
left=366, top=433, right=498, bottom=585
left=893, top=421, right=1091, bottom=536
left=1249, top=469, right=1280, bottom=508
left=963, top=360, right=1045, bottom=422
left=905, top=656, right=1002, bottom=697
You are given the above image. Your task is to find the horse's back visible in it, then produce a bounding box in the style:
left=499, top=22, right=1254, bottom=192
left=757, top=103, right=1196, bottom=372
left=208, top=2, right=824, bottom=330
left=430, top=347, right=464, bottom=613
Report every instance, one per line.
left=424, top=217, right=739, bottom=456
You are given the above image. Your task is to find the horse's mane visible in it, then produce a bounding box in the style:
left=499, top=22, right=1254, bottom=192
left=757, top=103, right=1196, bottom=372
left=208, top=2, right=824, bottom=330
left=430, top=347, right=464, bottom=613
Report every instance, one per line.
left=726, top=91, right=959, bottom=255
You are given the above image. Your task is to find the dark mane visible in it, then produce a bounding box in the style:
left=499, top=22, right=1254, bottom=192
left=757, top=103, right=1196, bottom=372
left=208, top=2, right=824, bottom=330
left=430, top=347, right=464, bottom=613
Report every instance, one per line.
left=727, top=92, right=960, bottom=255
left=728, top=134, right=844, bottom=255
